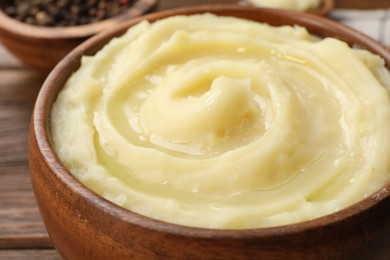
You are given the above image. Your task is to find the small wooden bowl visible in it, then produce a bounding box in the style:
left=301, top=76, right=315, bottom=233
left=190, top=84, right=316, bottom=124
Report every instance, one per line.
left=0, top=0, right=157, bottom=70
left=239, top=0, right=334, bottom=16
left=29, top=5, right=390, bottom=260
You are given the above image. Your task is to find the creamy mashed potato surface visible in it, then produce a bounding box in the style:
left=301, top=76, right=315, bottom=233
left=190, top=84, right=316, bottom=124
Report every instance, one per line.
left=51, top=14, right=390, bottom=229
left=246, top=0, right=322, bottom=11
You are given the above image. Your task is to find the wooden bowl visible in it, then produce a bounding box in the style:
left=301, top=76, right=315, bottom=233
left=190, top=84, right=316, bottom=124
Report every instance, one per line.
left=29, top=5, right=390, bottom=259
left=309, top=0, right=334, bottom=16
left=239, top=0, right=334, bottom=16
left=0, top=0, right=158, bottom=70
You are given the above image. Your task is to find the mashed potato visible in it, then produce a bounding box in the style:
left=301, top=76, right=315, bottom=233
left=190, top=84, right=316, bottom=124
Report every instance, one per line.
left=51, top=14, right=390, bottom=229
left=245, top=0, right=322, bottom=11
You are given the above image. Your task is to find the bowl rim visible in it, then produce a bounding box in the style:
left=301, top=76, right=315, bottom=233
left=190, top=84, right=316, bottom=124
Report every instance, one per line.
left=0, top=0, right=158, bottom=39
left=32, top=4, right=390, bottom=239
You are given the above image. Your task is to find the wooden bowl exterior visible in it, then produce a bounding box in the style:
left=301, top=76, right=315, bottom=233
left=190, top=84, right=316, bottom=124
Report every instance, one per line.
left=29, top=5, right=390, bottom=259
left=0, top=0, right=157, bottom=70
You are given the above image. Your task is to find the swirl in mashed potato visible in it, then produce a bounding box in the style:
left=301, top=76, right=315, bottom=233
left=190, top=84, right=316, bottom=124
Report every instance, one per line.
left=51, top=14, right=390, bottom=229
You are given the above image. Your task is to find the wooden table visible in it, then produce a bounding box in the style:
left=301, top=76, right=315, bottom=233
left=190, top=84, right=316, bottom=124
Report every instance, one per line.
left=0, top=0, right=389, bottom=259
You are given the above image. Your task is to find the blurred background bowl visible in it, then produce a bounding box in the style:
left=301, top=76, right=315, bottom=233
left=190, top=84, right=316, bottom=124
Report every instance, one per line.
left=0, top=0, right=157, bottom=70
left=239, top=0, right=334, bottom=16
left=29, top=4, right=390, bottom=260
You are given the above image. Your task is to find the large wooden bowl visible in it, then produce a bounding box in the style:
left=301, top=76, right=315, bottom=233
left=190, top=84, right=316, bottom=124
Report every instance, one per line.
left=0, top=0, right=157, bottom=70
left=29, top=5, right=390, bottom=259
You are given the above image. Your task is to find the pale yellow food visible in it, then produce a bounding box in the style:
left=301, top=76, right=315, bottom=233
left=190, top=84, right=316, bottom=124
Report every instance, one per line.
left=246, top=0, right=322, bottom=11
left=51, top=14, right=390, bottom=229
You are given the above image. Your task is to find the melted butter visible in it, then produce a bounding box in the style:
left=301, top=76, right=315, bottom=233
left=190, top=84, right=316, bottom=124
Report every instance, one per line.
left=51, top=14, right=390, bottom=229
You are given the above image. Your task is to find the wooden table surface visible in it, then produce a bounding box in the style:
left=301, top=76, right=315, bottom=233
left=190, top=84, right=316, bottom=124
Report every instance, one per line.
left=0, top=0, right=389, bottom=259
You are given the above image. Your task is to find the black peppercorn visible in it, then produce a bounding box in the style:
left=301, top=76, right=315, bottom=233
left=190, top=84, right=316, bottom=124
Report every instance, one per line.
left=4, top=0, right=136, bottom=27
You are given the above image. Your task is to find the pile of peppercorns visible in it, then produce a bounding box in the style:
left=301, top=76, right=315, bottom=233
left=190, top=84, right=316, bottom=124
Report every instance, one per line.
left=4, top=0, right=135, bottom=27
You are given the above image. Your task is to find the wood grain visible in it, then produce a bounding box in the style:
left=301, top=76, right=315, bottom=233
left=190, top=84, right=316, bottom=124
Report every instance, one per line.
left=0, top=250, right=60, bottom=260
left=0, top=69, right=50, bottom=250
